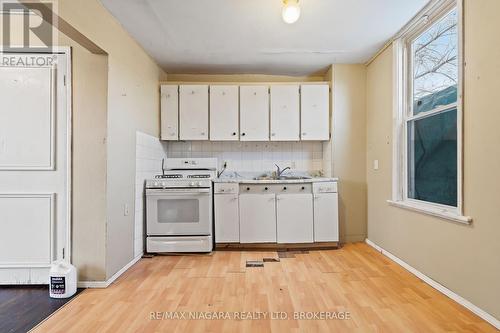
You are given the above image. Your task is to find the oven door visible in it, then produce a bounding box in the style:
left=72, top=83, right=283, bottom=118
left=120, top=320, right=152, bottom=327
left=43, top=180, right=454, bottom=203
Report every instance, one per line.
left=146, top=188, right=212, bottom=236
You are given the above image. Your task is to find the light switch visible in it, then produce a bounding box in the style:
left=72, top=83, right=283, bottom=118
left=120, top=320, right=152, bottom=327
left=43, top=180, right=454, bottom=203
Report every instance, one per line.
left=373, top=160, right=379, bottom=170
left=124, top=204, right=130, bottom=216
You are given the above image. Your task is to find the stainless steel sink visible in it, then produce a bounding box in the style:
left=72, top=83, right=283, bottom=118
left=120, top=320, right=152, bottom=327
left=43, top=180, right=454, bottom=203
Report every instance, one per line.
left=277, top=176, right=311, bottom=180
left=252, top=175, right=312, bottom=180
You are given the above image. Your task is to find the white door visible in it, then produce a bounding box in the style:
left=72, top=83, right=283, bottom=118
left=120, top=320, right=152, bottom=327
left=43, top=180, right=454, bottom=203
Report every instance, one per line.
left=313, top=193, right=339, bottom=242
left=301, top=84, right=330, bottom=140
left=214, top=193, right=239, bottom=242
left=179, top=85, right=208, bottom=140
left=239, top=194, right=276, bottom=243
left=239, top=85, right=269, bottom=141
left=160, top=85, right=179, bottom=140
left=210, top=85, right=239, bottom=141
left=276, top=194, right=314, bottom=243
left=0, top=51, right=71, bottom=284
left=270, top=85, right=300, bottom=141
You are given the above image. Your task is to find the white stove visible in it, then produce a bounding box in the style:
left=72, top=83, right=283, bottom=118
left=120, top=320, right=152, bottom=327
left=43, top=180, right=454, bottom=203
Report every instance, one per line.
left=145, top=158, right=217, bottom=253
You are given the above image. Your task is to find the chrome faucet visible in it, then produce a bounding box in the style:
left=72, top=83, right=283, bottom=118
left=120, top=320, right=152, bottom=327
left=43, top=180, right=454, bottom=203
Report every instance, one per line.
left=275, top=164, right=291, bottom=178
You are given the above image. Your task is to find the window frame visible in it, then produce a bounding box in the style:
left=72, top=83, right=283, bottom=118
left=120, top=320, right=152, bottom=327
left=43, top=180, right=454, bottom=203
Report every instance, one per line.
left=389, top=0, right=471, bottom=224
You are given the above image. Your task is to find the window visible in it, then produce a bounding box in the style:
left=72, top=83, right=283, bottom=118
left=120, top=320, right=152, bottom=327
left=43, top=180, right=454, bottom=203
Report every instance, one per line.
left=391, top=0, right=470, bottom=223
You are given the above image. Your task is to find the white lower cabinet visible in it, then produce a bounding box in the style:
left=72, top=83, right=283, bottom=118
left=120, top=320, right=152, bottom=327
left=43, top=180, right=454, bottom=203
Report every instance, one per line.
left=239, top=193, right=276, bottom=243
left=215, top=182, right=339, bottom=245
left=313, top=192, right=339, bottom=242
left=276, top=193, right=314, bottom=243
left=214, top=194, right=239, bottom=242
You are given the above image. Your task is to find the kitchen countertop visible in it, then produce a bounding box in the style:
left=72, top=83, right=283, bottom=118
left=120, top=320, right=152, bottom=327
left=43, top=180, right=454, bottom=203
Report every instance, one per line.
left=213, top=177, right=338, bottom=184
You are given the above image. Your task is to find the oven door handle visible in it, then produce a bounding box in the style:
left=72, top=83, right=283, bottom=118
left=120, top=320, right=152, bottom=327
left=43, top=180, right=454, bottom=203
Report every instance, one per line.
left=146, top=188, right=210, bottom=195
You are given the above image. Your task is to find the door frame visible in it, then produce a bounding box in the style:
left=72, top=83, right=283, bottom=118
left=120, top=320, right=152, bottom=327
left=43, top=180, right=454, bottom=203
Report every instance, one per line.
left=1, top=46, right=73, bottom=264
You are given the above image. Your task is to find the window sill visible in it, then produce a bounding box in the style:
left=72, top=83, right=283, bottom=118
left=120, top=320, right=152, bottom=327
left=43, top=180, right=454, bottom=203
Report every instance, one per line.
left=387, top=200, right=472, bottom=225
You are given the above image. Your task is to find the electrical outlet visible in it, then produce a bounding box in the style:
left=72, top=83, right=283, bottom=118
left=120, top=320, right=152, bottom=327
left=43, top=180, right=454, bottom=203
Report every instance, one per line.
left=124, top=204, right=130, bottom=216
left=373, top=160, right=379, bottom=170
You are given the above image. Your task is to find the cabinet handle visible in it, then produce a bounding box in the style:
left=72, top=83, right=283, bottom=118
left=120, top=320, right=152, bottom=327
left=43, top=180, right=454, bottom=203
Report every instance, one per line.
left=191, top=91, right=195, bottom=94
left=301, top=186, right=305, bottom=190
left=232, top=132, right=236, bottom=136
left=253, top=92, right=257, bottom=96
left=241, top=133, right=246, bottom=136
left=264, top=187, right=268, bottom=191
left=283, top=186, right=287, bottom=191
left=201, top=132, right=206, bottom=135
left=246, top=187, right=250, bottom=191
left=302, top=132, right=307, bottom=136
left=271, top=133, right=276, bottom=137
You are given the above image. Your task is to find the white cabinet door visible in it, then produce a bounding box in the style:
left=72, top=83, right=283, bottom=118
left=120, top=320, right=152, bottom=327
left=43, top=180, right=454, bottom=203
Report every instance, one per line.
left=239, top=194, right=276, bottom=243
left=210, top=85, right=239, bottom=141
left=313, top=193, right=339, bottom=242
left=301, top=84, right=330, bottom=140
left=215, top=194, right=239, bottom=243
left=239, top=85, right=269, bottom=141
left=270, top=85, right=300, bottom=141
left=179, top=85, right=208, bottom=140
left=276, top=194, right=313, bottom=243
left=160, top=85, right=179, bottom=140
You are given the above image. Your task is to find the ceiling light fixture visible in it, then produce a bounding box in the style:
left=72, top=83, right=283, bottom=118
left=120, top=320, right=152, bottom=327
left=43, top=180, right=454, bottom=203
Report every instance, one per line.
left=282, top=0, right=300, bottom=24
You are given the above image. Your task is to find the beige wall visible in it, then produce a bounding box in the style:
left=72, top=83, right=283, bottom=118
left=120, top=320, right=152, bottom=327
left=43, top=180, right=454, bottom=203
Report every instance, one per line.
left=165, top=73, right=325, bottom=83
left=331, top=65, right=367, bottom=242
left=366, top=0, right=500, bottom=320
left=67, top=37, right=109, bottom=281
left=55, top=0, right=166, bottom=280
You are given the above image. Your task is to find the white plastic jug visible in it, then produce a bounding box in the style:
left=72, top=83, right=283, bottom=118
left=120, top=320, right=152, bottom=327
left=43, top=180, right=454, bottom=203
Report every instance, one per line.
left=49, top=261, right=77, bottom=298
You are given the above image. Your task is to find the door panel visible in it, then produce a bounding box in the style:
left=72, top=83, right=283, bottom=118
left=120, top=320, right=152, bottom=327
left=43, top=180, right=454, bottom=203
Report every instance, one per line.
left=210, top=85, right=239, bottom=140
left=313, top=193, right=339, bottom=242
left=301, top=84, right=330, bottom=140
left=179, top=85, right=208, bottom=140
left=270, top=85, right=300, bottom=141
left=276, top=194, right=313, bottom=243
left=0, top=53, right=69, bottom=284
left=160, top=85, right=179, bottom=140
left=215, top=194, right=239, bottom=242
left=0, top=194, right=53, bottom=265
left=239, top=194, right=276, bottom=243
left=239, top=85, right=269, bottom=141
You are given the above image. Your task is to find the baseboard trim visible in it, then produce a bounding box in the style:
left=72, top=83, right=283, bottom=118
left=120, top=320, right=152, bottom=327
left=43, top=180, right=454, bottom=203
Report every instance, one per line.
left=77, top=253, right=142, bottom=289
left=365, top=239, right=500, bottom=330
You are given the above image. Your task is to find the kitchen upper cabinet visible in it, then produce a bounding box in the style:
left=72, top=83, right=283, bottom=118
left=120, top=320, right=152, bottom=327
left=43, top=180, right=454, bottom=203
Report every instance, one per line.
left=239, top=85, right=269, bottom=141
left=313, top=192, right=339, bottom=242
left=301, top=84, right=330, bottom=140
left=210, top=85, right=239, bottom=140
left=276, top=193, right=314, bottom=243
left=160, top=85, right=179, bottom=140
left=239, top=193, right=276, bottom=243
left=215, top=193, right=240, bottom=243
left=270, top=85, right=300, bottom=141
left=179, top=85, right=208, bottom=140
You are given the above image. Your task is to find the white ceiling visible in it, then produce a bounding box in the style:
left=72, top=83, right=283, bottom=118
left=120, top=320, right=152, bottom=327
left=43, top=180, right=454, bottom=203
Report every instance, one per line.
left=100, top=0, right=428, bottom=76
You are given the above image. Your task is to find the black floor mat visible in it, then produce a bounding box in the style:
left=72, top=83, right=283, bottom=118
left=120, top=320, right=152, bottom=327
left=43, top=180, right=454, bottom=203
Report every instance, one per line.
left=0, top=285, right=83, bottom=333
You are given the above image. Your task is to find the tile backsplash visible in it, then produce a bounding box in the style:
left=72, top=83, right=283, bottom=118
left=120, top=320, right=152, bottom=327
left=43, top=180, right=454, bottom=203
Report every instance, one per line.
left=166, top=141, right=323, bottom=172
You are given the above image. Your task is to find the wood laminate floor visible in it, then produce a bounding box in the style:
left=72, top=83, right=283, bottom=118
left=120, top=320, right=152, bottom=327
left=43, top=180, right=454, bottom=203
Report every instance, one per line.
left=32, top=243, right=497, bottom=332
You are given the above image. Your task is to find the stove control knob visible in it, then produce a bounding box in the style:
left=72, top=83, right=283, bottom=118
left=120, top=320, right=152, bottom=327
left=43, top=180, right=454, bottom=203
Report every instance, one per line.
left=162, top=181, right=167, bottom=187
left=153, top=181, right=159, bottom=187
left=190, top=182, right=195, bottom=187
left=197, top=181, right=202, bottom=186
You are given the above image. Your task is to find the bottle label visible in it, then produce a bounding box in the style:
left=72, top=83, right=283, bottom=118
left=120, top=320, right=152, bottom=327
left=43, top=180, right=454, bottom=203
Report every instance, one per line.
left=50, top=276, right=66, bottom=294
